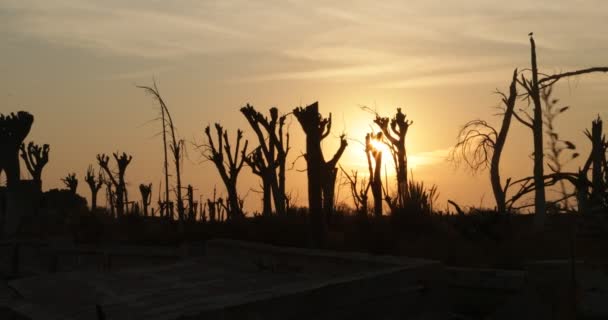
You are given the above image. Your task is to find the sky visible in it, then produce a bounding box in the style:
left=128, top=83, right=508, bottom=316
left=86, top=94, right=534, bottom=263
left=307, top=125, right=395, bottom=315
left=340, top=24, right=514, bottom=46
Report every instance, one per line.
left=2, top=0, right=608, bottom=213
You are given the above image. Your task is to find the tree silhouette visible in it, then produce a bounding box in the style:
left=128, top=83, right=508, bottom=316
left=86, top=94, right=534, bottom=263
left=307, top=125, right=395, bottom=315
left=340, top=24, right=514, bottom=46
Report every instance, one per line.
left=0, top=112, right=34, bottom=189
left=244, top=147, right=273, bottom=216
left=578, top=117, right=608, bottom=213
left=139, top=183, right=152, bottom=217
left=61, top=173, right=78, bottom=195
left=374, top=108, right=412, bottom=209
left=340, top=166, right=369, bottom=216
left=452, top=69, right=518, bottom=214
left=19, top=141, right=49, bottom=191
left=85, top=165, right=103, bottom=211
left=366, top=132, right=384, bottom=217
left=202, top=124, right=248, bottom=219
left=185, top=184, right=198, bottom=221
left=241, top=105, right=290, bottom=216
left=293, top=102, right=347, bottom=243
left=514, top=34, right=608, bottom=228
left=139, top=84, right=186, bottom=223
left=97, top=153, right=132, bottom=218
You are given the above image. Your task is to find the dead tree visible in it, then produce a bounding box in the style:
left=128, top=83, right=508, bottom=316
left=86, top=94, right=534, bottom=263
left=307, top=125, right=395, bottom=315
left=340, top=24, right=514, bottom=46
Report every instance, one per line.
left=366, top=132, right=384, bottom=217
left=340, top=166, right=370, bottom=216
left=186, top=184, right=197, bottom=221
left=0, top=112, right=34, bottom=189
left=97, top=153, right=132, bottom=218
left=104, top=178, right=115, bottom=217
left=202, top=124, right=248, bottom=219
left=580, top=117, right=608, bottom=212
left=514, top=34, right=608, bottom=228
left=244, top=147, right=272, bottom=216
left=19, top=142, right=49, bottom=190
left=451, top=69, right=518, bottom=214
left=62, top=173, right=78, bottom=195
left=293, top=102, right=347, bottom=243
left=139, top=183, right=152, bottom=216
left=138, top=84, right=185, bottom=223
left=374, top=108, right=412, bottom=208
left=85, top=166, right=103, bottom=211
left=241, top=105, right=290, bottom=216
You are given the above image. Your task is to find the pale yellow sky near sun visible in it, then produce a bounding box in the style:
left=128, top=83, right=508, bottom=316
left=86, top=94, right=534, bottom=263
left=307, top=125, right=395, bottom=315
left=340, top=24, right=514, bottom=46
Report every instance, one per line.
left=2, top=0, right=608, bottom=212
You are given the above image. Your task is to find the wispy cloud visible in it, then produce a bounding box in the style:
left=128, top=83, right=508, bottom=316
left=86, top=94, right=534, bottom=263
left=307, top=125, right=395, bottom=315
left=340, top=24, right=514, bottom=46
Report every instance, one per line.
left=2, top=0, right=607, bottom=81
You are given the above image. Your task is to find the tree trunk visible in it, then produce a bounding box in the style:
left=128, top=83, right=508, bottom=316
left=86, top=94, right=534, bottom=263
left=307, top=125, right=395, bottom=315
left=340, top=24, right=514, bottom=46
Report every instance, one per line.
left=262, top=175, right=272, bottom=216
left=529, top=37, right=546, bottom=229
left=372, top=151, right=383, bottom=217
left=491, top=69, right=518, bottom=214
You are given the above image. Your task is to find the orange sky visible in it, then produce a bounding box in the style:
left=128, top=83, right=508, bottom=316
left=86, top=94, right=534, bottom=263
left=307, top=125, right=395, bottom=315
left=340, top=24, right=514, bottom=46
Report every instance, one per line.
left=2, top=0, right=608, bottom=212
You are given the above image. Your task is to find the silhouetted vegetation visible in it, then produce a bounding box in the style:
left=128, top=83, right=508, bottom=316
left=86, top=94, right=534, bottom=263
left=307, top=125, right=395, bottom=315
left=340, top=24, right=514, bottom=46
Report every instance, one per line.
left=293, top=102, right=347, bottom=245
left=85, top=165, right=104, bottom=211
left=241, top=105, right=290, bottom=216
left=1, top=34, right=608, bottom=275
left=97, top=152, right=132, bottom=218
left=19, top=141, right=49, bottom=191
left=202, top=124, right=248, bottom=219
left=61, top=173, right=78, bottom=195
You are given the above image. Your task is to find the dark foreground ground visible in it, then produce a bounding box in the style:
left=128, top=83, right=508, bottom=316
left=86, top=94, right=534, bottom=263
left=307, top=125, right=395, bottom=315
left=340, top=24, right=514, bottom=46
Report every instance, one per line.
left=54, top=209, right=608, bottom=269
left=3, top=209, right=608, bottom=319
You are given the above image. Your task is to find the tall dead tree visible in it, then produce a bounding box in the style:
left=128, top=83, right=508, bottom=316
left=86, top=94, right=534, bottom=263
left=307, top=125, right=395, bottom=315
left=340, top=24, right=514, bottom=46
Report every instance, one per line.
left=452, top=69, right=518, bottom=214
left=514, top=34, right=608, bottom=228
left=241, top=105, right=290, bottom=216
left=139, top=183, right=152, bottom=217
left=138, top=84, right=185, bottom=223
left=97, top=153, right=132, bottom=218
left=366, top=132, right=384, bottom=217
left=62, top=173, right=78, bottom=195
left=293, top=102, right=347, bottom=243
left=19, top=142, right=49, bottom=190
left=374, top=108, right=412, bottom=208
left=85, top=166, right=103, bottom=211
left=202, top=124, right=248, bottom=219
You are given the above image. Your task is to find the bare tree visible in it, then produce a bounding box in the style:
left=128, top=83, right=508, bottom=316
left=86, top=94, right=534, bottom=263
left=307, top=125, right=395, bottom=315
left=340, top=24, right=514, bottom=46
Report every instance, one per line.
left=366, top=132, right=384, bottom=217
left=514, top=34, right=608, bottom=228
left=374, top=108, right=412, bottom=208
left=138, top=84, right=186, bottom=223
left=293, top=102, right=347, bottom=243
left=62, top=173, right=78, bottom=195
left=578, top=117, right=608, bottom=213
left=85, top=165, right=103, bottom=211
left=97, top=153, right=132, bottom=218
left=19, top=142, right=49, bottom=190
left=340, top=166, right=370, bottom=216
left=244, top=147, right=272, bottom=216
left=241, top=105, right=290, bottom=216
left=202, top=124, right=248, bottom=219
left=0, top=112, right=34, bottom=189
left=451, top=69, right=518, bottom=214
left=139, top=183, right=152, bottom=216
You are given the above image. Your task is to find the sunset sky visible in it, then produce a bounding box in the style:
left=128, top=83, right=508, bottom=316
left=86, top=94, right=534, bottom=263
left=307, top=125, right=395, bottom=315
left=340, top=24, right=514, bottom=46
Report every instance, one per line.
left=2, top=0, right=608, bottom=212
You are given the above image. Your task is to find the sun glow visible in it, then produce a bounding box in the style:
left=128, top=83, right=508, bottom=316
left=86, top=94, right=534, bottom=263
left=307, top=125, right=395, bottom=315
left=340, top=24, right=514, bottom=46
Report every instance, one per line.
left=366, top=137, right=424, bottom=171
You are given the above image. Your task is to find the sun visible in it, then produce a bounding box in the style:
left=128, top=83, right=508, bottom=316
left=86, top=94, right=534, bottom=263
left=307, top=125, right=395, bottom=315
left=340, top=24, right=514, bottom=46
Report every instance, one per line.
left=367, top=137, right=423, bottom=170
